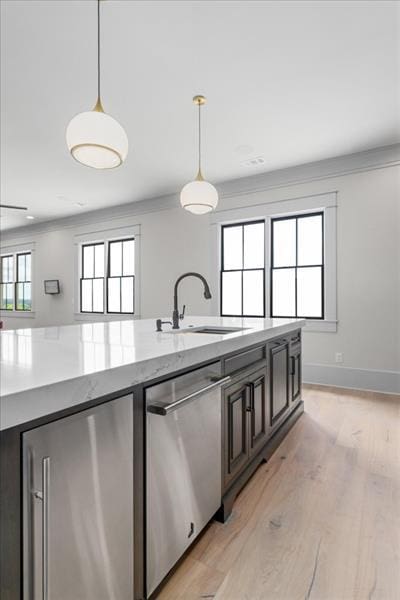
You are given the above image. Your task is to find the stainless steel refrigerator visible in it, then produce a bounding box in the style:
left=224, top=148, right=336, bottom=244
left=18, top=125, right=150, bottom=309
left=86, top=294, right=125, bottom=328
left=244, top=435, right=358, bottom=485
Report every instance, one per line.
left=23, top=395, right=133, bottom=600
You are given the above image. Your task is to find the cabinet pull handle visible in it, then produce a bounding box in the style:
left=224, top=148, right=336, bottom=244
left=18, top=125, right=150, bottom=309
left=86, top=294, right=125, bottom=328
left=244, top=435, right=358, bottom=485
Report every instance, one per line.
left=246, top=383, right=254, bottom=412
left=291, top=356, right=296, bottom=376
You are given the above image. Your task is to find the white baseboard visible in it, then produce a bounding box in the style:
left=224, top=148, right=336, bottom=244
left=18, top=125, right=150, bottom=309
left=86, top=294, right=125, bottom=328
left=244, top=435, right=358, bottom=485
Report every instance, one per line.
left=303, top=363, right=400, bottom=395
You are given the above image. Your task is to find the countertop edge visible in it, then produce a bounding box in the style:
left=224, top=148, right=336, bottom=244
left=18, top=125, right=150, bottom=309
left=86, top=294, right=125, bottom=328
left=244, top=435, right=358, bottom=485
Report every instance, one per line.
left=1, top=320, right=305, bottom=431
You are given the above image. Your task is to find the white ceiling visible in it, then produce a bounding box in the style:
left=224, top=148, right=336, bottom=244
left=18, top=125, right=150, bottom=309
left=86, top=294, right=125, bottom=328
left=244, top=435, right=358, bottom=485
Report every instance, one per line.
left=1, top=0, right=399, bottom=230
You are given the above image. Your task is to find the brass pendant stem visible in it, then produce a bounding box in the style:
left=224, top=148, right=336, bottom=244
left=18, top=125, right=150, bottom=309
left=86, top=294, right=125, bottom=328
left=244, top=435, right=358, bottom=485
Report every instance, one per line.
left=196, top=169, right=204, bottom=181
left=93, top=96, right=104, bottom=112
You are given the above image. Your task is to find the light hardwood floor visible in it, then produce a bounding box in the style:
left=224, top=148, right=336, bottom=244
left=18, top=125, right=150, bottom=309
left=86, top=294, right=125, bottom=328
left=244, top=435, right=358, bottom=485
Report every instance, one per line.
left=155, top=385, right=400, bottom=600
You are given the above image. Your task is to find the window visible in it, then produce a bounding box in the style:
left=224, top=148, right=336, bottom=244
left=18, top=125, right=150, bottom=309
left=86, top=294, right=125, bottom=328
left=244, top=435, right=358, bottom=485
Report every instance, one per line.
left=16, top=253, right=32, bottom=311
left=80, top=243, right=105, bottom=313
left=214, top=193, right=336, bottom=331
left=107, top=239, right=135, bottom=314
left=80, top=238, right=135, bottom=314
left=0, top=255, right=14, bottom=310
left=220, top=221, right=265, bottom=317
left=0, top=252, right=32, bottom=311
left=271, top=212, right=324, bottom=319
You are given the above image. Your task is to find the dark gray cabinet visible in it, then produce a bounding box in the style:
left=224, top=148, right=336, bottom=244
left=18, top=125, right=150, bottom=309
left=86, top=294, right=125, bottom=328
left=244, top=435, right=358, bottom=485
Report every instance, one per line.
left=223, top=380, right=249, bottom=488
left=289, top=329, right=302, bottom=408
left=223, top=365, right=268, bottom=490
left=249, top=371, right=268, bottom=457
left=269, top=338, right=290, bottom=429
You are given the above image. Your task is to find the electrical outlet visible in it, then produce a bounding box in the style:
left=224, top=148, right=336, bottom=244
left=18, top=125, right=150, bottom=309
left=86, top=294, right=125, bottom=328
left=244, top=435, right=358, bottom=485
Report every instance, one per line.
left=335, top=352, right=343, bottom=364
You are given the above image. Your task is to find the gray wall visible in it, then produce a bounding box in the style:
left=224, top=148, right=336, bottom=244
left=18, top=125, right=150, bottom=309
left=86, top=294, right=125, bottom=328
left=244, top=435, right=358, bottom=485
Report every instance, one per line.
left=1, top=150, right=399, bottom=393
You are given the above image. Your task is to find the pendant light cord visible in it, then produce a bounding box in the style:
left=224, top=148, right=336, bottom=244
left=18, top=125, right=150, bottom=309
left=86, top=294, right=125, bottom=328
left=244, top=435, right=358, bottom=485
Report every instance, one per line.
left=97, top=0, right=101, bottom=101
left=197, top=100, right=202, bottom=179
left=93, top=0, right=103, bottom=111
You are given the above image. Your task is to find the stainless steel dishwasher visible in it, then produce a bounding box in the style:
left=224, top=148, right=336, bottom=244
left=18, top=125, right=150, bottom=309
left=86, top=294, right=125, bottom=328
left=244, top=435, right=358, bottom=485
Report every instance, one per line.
left=146, top=363, right=230, bottom=596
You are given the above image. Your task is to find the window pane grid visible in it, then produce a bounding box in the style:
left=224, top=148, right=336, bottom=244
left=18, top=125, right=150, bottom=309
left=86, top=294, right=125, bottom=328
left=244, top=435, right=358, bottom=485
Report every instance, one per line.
left=107, top=275, right=135, bottom=314
left=221, top=221, right=265, bottom=317
left=1, top=255, right=14, bottom=310
left=1, top=253, right=32, bottom=311
left=80, top=277, right=104, bottom=313
left=271, top=212, right=324, bottom=319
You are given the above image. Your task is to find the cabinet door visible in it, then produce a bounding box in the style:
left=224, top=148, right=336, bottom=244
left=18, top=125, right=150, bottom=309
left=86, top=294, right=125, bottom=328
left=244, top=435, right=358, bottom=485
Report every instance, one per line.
left=249, top=368, right=269, bottom=457
left=290, top=346, right=301, bottom=406
left=23, top=396, right=134, bottom=600
left=269, top=339, right=290, bottom=428
left=223, top=381, right=250, bottom=489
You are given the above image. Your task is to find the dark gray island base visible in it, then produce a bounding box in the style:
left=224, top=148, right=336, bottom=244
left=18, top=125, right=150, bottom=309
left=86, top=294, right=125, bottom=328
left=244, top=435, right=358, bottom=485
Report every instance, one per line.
left=1, top=327, right=303, bottom=600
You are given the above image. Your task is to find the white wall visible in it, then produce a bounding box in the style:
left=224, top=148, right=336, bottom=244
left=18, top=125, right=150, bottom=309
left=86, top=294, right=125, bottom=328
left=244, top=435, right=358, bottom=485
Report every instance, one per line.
left=1, top=152, right=399, bottom=393
left=1, top=207, right=213, bottom=329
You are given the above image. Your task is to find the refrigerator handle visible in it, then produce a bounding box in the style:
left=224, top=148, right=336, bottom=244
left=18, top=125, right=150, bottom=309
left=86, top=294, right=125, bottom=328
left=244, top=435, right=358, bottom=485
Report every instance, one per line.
left=33, top=456, right=50, bottom=600
left=42, top=456, right=50, bottom=600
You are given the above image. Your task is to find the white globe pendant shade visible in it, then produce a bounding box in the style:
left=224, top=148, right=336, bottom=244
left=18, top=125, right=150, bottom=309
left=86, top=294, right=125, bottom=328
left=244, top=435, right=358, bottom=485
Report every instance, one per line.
left=181, top=95, right=218, bottom=214
left=66, top=109, right=128, bottom=169
left=180, top=179, right=219, bottom=214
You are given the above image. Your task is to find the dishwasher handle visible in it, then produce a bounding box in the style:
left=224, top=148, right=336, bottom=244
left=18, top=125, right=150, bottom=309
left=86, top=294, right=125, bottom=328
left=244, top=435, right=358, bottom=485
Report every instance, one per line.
left=147, top=375, right=231, bottom=416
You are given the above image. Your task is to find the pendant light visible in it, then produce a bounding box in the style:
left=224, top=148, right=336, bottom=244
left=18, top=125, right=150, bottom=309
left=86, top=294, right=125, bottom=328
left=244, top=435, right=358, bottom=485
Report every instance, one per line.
left=180, top=95, right=218, bottom=214
left=66, top=0, right=128, bottom=169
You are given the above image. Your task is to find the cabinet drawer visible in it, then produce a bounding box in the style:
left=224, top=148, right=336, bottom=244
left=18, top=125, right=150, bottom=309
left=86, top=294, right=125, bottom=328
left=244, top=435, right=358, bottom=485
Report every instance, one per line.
left=224, top=345, right=265, bottom=375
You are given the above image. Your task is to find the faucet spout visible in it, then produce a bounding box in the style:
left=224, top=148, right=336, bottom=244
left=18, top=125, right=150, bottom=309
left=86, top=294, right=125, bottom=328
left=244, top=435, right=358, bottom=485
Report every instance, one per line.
left=172, top=272, right=212, bottom=329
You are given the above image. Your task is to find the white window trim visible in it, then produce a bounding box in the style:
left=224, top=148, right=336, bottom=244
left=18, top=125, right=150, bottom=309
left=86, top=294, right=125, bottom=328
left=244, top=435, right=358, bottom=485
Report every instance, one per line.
left=73, top=224, right=141, bottom=321
left=0, top=242, right=36, bottom=318
left=210, top=191, right=337, bottom=333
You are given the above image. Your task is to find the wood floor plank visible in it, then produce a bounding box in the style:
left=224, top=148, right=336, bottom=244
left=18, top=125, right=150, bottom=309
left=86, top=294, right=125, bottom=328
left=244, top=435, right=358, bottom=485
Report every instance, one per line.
left=154, top=386, right=400, bottom=600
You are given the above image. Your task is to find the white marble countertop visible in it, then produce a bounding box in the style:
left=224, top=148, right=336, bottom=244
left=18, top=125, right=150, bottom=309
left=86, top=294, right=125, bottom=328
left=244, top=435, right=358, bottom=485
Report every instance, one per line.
left=0, top=316, right=305, bottom=430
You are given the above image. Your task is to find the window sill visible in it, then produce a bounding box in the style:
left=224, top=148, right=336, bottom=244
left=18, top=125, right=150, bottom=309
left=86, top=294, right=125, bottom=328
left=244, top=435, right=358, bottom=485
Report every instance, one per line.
left=304, top=319, right=337, bottom=332
left=0, top=310, right=35, bottom=319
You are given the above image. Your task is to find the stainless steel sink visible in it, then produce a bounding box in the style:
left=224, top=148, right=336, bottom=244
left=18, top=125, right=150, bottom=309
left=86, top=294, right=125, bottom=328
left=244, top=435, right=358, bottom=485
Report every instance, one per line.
left=169, top=326, right=249, bottom=335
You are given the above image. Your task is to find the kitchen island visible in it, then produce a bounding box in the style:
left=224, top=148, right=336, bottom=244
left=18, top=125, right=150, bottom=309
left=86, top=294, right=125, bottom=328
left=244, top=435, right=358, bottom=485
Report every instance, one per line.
left=1, top=316, right=305, bottom=600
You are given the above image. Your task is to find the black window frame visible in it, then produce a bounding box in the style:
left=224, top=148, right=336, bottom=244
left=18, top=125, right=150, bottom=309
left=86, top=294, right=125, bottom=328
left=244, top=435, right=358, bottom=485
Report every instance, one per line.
left=220, top=220, right=266, bottom=318
left=106, top=238, right=135, bottom=315
left=79, top=238, right=136, bottom=315
left=80, top=242, right=105, bottom=314
left=0, top=254, right=14, bottom=311
left=270, top=211, right=325, bottom=320
left=15, top=252, right=32, bottom=312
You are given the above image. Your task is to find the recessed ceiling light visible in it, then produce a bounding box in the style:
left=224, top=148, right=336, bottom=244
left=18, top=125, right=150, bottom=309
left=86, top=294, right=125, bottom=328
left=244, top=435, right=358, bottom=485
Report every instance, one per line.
left=26, top=215, right=35, bottom=220
left=241, top=156, right=265, bottom=168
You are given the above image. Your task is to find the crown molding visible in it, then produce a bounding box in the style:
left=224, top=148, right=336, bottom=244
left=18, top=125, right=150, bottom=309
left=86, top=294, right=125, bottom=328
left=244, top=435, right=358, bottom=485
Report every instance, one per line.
left=1, top=143, right=399, bottom=241
left=217, top=142, right=400, bottom=199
